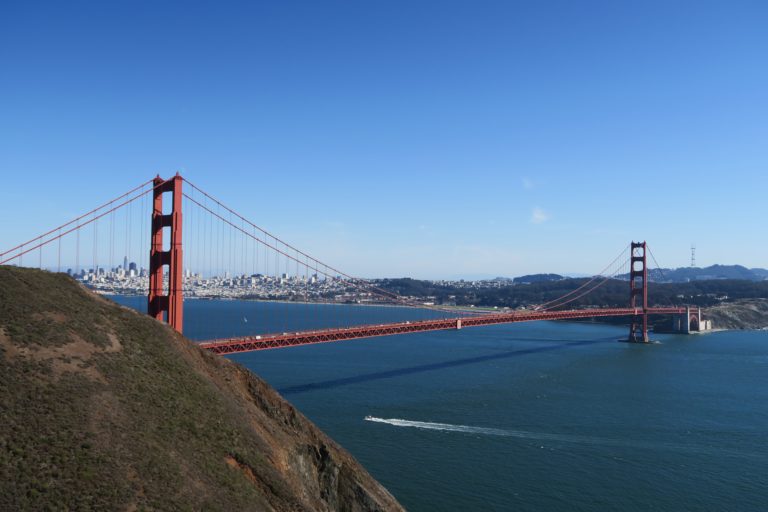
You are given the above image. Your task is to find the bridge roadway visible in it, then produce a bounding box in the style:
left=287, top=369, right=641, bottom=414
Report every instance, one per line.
left=198, top=307, right=687, bottom=354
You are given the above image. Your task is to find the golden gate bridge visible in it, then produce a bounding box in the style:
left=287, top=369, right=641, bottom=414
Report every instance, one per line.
left=0, top=174, right=701, bottom=352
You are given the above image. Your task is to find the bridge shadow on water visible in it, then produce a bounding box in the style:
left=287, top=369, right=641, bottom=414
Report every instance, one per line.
left=278, top=337, right=616, bottom=396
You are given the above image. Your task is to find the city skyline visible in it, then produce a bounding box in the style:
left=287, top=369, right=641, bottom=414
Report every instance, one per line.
left=2, top=1, right=767, bottom=279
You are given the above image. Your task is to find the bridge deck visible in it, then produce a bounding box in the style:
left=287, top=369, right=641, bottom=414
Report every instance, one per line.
left=199, top=307, right=687, bottom=354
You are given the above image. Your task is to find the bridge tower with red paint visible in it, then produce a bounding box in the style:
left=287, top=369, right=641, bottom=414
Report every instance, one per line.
left=0, top=174, right=704, bottom=354
left=628, top=241, right=649, bottom=342
left=147, top=173, right=184, bottom=334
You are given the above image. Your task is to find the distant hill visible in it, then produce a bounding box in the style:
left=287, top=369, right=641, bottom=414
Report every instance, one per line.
left=0, top=267, right=402, bottom=511
left=512, top=273, right=564, bottom=284
left=651, top=265, right=768, bottom=283
left=377, top=275, right=768, bottom=310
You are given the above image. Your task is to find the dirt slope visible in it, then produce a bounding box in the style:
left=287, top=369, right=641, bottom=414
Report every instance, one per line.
left=0, top=266, right=403, bottom=511
left=703, top=299, right=768, bottom=330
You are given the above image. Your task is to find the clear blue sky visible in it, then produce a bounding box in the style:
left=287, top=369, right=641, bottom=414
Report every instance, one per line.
left=1, top=1, right=767, bottom=279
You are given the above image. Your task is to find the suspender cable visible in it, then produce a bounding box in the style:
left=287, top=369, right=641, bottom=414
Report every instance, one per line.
left=534, top=244, right=630, bottom=311
left=1, top=182, right=161, bottom=268
left=183, top=192, right=424, bottom=310
left=57, top=229, right=61, bottom=273
left=93, top=213, right=98, bottom=276
left=75, top=227, right=80, bottom=275
left=109, top=206, right=114, bottom=274
left=0, top=179, right=153, bottom=260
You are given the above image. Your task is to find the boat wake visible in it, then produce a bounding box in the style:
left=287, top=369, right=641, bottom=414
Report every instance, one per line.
left=363, top=416, right=601, bottom=444
left=363, top=416, right=745, bottom=457
left=364, top=416, right=513, bottom=437
left=363, top=416, right=754, bottom=458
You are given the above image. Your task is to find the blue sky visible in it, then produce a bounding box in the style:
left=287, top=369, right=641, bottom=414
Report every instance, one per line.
left=1, top=1, right=767, bottom=279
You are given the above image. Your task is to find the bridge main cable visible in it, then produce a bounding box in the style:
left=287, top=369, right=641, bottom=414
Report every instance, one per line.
left=533, top=244, right=630, bottom=312
left=0, top=180, right=162, bottom=266
left=181, top=178, right=461, bottom=312
left=0, top=179, right=154, bottom=261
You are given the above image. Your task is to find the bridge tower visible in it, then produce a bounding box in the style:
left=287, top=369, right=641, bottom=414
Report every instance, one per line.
left=628, top=241, right=649, bottom=342
left=148, top=173, right=184, bottom=334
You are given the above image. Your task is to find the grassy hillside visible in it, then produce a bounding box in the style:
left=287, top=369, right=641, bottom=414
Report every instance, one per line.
left=0, top=266, right=402, bottom=511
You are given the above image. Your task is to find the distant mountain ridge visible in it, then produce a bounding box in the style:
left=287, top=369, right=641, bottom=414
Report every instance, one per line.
left=452, top=266, right=768, bottom=285
left=511, top=266, right=768, bottom=284
left=648, top=264, right=768, bottom=283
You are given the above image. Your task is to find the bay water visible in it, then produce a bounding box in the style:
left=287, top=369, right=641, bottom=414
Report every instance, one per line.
left=113, top=297, right=768, bottom=511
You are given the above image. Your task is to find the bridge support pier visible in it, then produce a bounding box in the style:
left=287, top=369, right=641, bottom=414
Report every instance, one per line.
left=671, top=306, right=703, bottom=333
left=628, top=241, right=649, bottom=343
left=148, top=173, right=184, bottom=334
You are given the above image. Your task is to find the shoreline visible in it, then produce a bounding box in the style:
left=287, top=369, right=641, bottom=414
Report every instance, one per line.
left=96, top=292, right=768, bottom=331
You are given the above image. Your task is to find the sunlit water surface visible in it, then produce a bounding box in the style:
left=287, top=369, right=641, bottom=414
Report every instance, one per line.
left=113, top=297, right=768, bottom=511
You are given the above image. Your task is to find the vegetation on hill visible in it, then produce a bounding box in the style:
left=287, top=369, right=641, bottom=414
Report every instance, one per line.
left=653, top=264, right=768, bottom=282
left=0, top=266, right=402, bottom=511
left=376, top=277, right=768, bottom=309
left=511, top=273, right=564, bottom=284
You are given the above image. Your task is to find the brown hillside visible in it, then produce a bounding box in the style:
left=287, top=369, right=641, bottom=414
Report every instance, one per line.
left=703, top=299, right=768, bottom=330
left=0, top=266, right=403, bottom=511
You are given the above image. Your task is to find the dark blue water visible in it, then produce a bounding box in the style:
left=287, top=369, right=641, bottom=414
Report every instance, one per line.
left=113, top=297, right=768, bottom=511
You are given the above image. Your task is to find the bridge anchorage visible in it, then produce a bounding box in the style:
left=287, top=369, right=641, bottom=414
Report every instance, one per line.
left=0, top=173, right=708, bottom=353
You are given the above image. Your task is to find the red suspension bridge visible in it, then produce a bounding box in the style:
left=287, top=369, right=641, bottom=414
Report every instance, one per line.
left=1, top=174, right=701, bottom=353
